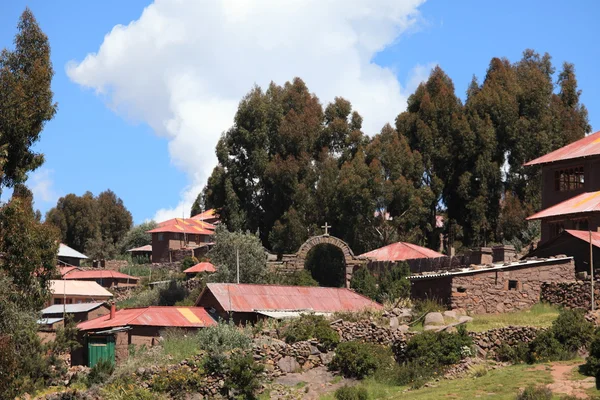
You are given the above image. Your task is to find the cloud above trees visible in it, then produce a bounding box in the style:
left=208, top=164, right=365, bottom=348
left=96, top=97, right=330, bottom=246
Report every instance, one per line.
left=66, top=0, right=429, bottom=221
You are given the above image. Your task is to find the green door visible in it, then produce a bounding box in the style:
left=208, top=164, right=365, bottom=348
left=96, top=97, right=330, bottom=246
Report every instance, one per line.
left=87, top=335, right=115, bottom=367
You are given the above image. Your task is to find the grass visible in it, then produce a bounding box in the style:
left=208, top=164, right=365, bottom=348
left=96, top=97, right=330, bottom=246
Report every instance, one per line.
left=160, top=328, right=202, bottom=362
left=466, top=303, right=560, bottom=332
left=320, top=363, right=554, bottom=400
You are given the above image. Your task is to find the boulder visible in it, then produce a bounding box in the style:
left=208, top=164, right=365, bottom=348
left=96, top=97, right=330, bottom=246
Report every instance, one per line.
left=443, top=310, right=458, bottom=321
left=389, top=317, right=400, bottom=330
left=458, top=316, right=474, bottom=323
left=277, top=356, right=301, bottom=373
left=424, top=312, right=445, bottom=326
left=398, top=324, right=410, bottom=333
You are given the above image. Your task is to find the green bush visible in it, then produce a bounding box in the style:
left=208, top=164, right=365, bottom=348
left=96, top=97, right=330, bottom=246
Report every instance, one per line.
left=582, top=329, right=600, bottom=377
left=528, top=330, right=571, bottom=363
left=350, top=268, right=378, bottom=300
left=196, top=322, right=252, bottom=374
left=550, top=308, right=594, bottom=353
left=284, top=314, right=340, bottom=350
left=149, top=367, right=203, bottom=394
left=223, top=352, right=264, bottom=400
left=496, top=341, right=530, bottom=364
left=329, top=341, right=394, bottom=379
left=377, top=263, right=410, bottom=302
left=87, top=359, right=115, bottom=385
left=404, top=324, right=472, bottom=368
left=101, top=376, right=162, bottom=400
left=181, top=256, right=198, bottom=271
left=334, top=385, right=368, bottom=400
left=515, top=385, right=553, bottom=400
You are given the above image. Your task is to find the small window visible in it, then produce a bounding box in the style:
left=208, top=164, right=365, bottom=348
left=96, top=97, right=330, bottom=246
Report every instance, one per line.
left=554, top=166, right=584, bottom=192
left=158, top=233, right=164, bottom=241
left=508, top=280, right=518, bottom=291
left=457, top=287, right=467, bottom=293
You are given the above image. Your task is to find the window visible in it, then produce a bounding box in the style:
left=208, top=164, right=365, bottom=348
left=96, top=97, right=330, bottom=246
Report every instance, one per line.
left=457, top=287, right=467, bottom=293
left=554, top=166, right=584, bottom=191
left=158, top=233, right=164, bottom=241
left=573, top=218, right=589, bottom=231
left=549, top=221, right=565, bottom=238
left=54, top=298, right=63, bottom=305
left=508, top=280, right=518, bottom=291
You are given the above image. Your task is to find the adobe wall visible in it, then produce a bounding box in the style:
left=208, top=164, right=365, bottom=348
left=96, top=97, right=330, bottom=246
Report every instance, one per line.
left=450, top=259, right=574, bottom=314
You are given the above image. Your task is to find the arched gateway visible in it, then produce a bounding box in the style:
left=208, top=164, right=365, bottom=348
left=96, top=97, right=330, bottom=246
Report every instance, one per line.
left=268, top=233, right=369, bottom=287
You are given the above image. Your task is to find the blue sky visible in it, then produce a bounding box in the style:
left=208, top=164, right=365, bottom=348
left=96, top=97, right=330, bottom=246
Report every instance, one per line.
left=0, top=1, right=598, bottom=224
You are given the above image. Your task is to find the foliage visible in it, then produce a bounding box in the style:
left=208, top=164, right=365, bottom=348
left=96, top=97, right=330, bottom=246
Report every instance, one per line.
left=50, top=315, right=81, bottom=354
left=223, top=352, right=265, bottom=400
left=582, top=330, right=600, bottom=377
left=117, top=288, right=160, bottom=309
left=181, top=256, right=198, bottom=271
left=496, top=342, right=531, bottom=364
left=149, top=367, right=203, bottom=395
left=549, top=308, right=594, bottom=353
left=101, top=377, right=163, bottom=400
left=304, top=243, right=346, bottom=287
left=329, top=341, right=395, bottom=379
left=46, top=189, right=133, bottom=258
left=196, top=322, right=252, bottom=374
left=209, top=225, right=268, bottom=284
left=377, top=263, right=410, bottom=302
left=404, top=325, right=472, bottom=369
left=118, top=221, right=157, bottom=254
left=175, top=283, right=205, bottom=306
left=411, top=298, right=445, bottom=320
left=350, top=268, right=378, bottom=300
left=270, top=269, right=319, bottom=286
left=528, top=329, right=570, bottom=363
left=334, top=385, right=369, bottom=400
left=283, top=314, right=340, bottom=350
left=515, top=385, right=553, bottom=400
left=157, top=280, right=188, bottom=306
left=87, top=359, right=115, bottom=385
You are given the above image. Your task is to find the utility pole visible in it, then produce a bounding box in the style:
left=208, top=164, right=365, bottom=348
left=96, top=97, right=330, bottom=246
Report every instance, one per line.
left=236, top=247, right=240, bottom=284
left=591, top=229, right=595, bottom=311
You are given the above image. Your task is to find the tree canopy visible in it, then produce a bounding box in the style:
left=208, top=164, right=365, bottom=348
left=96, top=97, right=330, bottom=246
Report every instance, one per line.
left=199, top=50, right=590, bottom=253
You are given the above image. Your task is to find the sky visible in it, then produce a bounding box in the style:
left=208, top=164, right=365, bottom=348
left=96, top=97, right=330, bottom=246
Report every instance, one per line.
left=0, top=0, right=598, bottom=224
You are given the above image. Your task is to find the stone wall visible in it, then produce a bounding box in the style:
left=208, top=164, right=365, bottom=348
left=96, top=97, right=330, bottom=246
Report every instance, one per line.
left=468, top=326, right=542, bottom=359
left=449, top=258, right=574, bottom=314
left=540, top=280, right=600, bottom=310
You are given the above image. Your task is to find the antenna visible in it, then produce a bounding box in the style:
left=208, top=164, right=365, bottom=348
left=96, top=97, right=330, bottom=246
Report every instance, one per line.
left=236, top=247, right=240, bottom=284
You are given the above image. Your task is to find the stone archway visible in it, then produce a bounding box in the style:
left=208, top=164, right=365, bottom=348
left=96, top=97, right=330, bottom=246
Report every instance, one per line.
left=269, top=234, right=368, bottom=288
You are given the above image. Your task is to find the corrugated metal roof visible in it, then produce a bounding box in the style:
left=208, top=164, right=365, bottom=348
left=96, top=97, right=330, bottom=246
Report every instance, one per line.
left=50, top=280, right=113, bottom=298
left=63, top=270, right=139, bottom=281
left=524, top=130, right=600, bottom=166
left=359, top=242, right=445, bottom=261
left=59, top=266, right=81, bottom=276
left=184, top=262, right=216, bottom=274
left=38, top=318, right=64, bottom=325
left=127, top=245, right=152, bottom=252
left=408, top=256, right=573, bottom=280
left=148, top=217, right=216, bottom=235
left=41, top=302, right=107, bottom=315
left=198, top=283, right=383, bottom=313
left=77, top=306, right=217, bottom=331
left=255, top=310, right=332, bottom=319
left=563, top=229, right=600, bottom=247
left=191, top=209, right=219, bottom=221
left=58, top=243, right=88, bottom=259
left=527, top=191, right=600, bottom=220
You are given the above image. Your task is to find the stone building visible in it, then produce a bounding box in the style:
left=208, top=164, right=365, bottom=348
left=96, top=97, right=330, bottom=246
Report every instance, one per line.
left=409, top=256, right=574, bottom=314
left=148, top=217, right=216, bottom=263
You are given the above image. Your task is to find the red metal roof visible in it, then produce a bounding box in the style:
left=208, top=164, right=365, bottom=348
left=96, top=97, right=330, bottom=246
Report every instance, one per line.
left=197, top=283, right=383, bottom=313
left=191, top=208, right=219, bottom=222
left=127, top=244, right=152, bottom=252
left=359, top=242, right=444, bottom=261
left=527, top=191, right=600, bottom=220
left=59, top=266, right=81, bottom=277
left=64, top=270, right=140, bottom=281
left=524, top=130, right=600, bottom=166
left=563, top=229, right=600, bottom=248
left=77, top=306, right=217, bottom=331
left=148, top=218, right=216, bottom=235
left=184, top=262, right=216, bottom=274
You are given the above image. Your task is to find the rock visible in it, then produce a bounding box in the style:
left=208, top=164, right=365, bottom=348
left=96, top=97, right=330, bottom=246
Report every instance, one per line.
left=320, top=352, right=334, bottom=365
left=458, top=316, right=474, bottom=323
left=389, top=316, right=400, bottom=330
left=443, top=310, right=458, bottom=321
left=398, top=324, right=409, bottom=333
left=424, top=312, right=445, bottom=326
left=424, top=325, right=440, bottom=331
left=310, top=346, right=320, bottom=355
left=277, top=356, right=301, bottom=373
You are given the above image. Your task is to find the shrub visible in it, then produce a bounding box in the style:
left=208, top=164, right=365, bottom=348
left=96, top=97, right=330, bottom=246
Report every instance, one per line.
left=350, top=268, right=378, bottom=301
left=496, top=341, right=530, bottom=364
left=149, top=368, right=203, bottom=395
left=329, top=341, right=394, bottom=379
left=181, top=256, right=198, bottom=271
left=101, top=376, right=162, bottom=400
left=582, top=329, right=600, bottom=377
left=223, top=352, right=264, bottom=400
left=87, top=359, right=115, bottom=385
left=516, top=385, right=553, bottom=400
left=196, top=322, right=252, bottom=374
left=377, top=263, right=410, bottom=302
left=334, top=385, right=368, bottom=400
left=528, top=330, right=570, bottom=363
left=272, top=270, right=319, bottom=286
left=158, top=280, right=188, bottom=306
left=373, top=360, right=435, bottom=389
left=404, top=324, right=472, bottom=368
left=284, top=314, right=340, bottom=350
left=550, top=308, right=594, bottom=353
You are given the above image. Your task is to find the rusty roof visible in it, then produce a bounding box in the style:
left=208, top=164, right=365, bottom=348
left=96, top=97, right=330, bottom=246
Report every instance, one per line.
left=524, top=130, right=600, bottom=166
left=197, top=283, right=383, bottom=313
left=127, top=244, right=152, bottom=252
left=527, top=191, right=600, bottom=220
left=562, top=229, right=600, bottom=248
left=50, top=280, right=113, bottom=298
left=59, top=266, right=81, bottom=277
left=359, top=241, right=445, bottom=261
left=148, top=217, right=216, bottom=235
left=63, top=270, right=140, bottom=281
left=184, top=262, right=216, bottom=274
left=191, top=208, right=219, bottom=221
left=77, top=306, right=217, bottom=331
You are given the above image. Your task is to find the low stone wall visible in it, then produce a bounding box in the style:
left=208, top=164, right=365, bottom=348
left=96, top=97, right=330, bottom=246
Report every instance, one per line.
left=540, top=280, right=599, bottom=310
left=330, top=319, right=412, bottom=344
left=468, top=326, right=542, bottom=358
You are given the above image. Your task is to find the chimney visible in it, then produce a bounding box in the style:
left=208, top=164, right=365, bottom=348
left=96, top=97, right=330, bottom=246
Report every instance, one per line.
left=470, top=247, right=493, bottom=265
left=492, top=245, right=517, bottom=263
left=110, top=302, right=116, bottom=319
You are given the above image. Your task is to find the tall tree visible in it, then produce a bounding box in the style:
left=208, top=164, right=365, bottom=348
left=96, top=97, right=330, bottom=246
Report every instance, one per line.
left=0, top=9, right=56, bottom=193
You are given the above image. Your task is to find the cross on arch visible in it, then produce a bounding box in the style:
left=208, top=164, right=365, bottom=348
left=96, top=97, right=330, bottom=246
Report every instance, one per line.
left=321, top=222, right=331, bottom=235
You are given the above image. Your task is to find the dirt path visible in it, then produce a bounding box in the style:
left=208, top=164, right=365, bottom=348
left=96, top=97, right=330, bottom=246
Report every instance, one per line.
left=546, top=363, right=595, bottom=399
left=269, top=366, right=352, bottom=399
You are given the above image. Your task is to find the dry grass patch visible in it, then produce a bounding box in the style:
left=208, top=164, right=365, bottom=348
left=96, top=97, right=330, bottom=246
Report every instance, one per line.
left=467, top=303, right=560, bottom=332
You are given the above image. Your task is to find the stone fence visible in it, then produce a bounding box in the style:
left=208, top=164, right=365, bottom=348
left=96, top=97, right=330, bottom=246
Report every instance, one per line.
left=468, top=326, right=542, bottom=358
left=541, top=280, right=600, bottom=310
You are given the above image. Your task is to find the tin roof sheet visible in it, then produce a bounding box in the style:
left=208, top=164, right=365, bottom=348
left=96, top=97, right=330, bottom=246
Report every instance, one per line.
left=184, top=262, right=216, bottom=274
left=255, top=310, right=332, bottom=319
left=58, top=243, right=88, bottom=259
left=50, top=280, right=113, bottom=298
left=77, top=306, right=217, bottom=331
left=524, top=130, right=600, bottom=166
left=527, top=191, right=600, bottom=220
left=359, top=241, right=445, bottom=261
left=408, top=256, right=573, bottom=280
left=563, top=229, right=600, bottom=248
left=59, top=266, right=81, bottom=276
left=191, top=209, right=219, bottom=221
left=148, top=217, right=216, bottom=235
left=198, top=283, right=383, bottom=313
left=41, top=302, right=108, bottom=315
left=63, top=270, right=139, bottom=281
left=127, top=245, right=152, bottom=252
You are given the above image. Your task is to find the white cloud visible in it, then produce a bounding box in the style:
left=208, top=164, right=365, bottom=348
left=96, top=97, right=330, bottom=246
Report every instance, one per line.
left=66, top=0, right=429, bottom=220
left=29, top=168, right=58, bottom=204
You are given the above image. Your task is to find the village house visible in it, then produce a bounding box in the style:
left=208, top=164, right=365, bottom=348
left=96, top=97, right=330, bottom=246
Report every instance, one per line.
left=57, top=243, right=88, bottom=267
left=409, top=256, right=575, bottom=314
left=48, top=280, right=113, bottom=306
left=148, top=217, right=217, bottom=263
left=360, top=241, right=447, bottom=274
left=126, top=244, right=152, bottom=262
left=75, top=305, right=216, bottom=366
left=527, top=230, right=600, bottom=275
left=37, top=302, right=110, bottom=343
left=183, top=261, right=216, bottom=277
left=195, top=283, right=383, bottom=324
left=524, top=130, right=600, bottom=243
left=191, top=208, right=220, bottom=224
left=63, top=269, right=140, bottom=288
